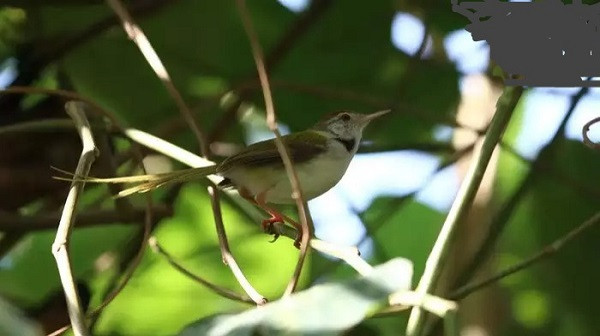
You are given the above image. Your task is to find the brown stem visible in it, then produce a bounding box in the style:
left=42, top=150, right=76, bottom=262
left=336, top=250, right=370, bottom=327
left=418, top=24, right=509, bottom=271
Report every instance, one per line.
left=208, top=186, right=267, bottom=305
left=148, top=237, right=254, bottom=304
left=235, top=0, right=312, bottom=296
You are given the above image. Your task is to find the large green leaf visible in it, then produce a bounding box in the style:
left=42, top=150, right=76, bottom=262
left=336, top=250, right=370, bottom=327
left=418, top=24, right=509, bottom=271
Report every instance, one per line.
left=0, top=297, right=42, bottom=336
left=178, top=258, right=412, bottom=336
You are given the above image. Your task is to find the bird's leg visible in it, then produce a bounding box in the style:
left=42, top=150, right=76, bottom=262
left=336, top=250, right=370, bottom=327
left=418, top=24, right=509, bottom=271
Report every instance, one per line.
left=238, top=188, right=284, bottom=242
left=256, top=194, right=306, bottom=249
left=238, top=188, right=303, bottom=248
left=254, top=192, right=284, bottom=235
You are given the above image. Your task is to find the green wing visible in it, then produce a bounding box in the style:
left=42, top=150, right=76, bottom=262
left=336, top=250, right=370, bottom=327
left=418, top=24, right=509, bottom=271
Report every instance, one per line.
left=217, top=130, right=328, bottom=172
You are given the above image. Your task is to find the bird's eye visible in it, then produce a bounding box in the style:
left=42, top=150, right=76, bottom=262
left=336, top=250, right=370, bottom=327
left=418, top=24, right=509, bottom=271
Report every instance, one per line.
left=340, top=113, right=351, bottom=121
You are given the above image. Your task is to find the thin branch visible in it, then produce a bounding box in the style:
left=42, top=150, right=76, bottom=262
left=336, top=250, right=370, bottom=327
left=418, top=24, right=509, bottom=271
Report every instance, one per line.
left=122, top=128, right=269, bottom=304
left=148, top=237, right=254, bottom=304
left=208, top=186, right=267, bottom=305
left=0, top=87, right=119, bottom=124
left=235, top=0, right=311, bottom=297
left=208, top=0, right=334, bottom=143
left=406, top=86, right=523, bottom=336
left=582, top=115, right=600, bottom=150
left=52, top=101, right=98, bottom=336
left=389, top=291, right=458, bottom=320
left=272, top=222, right=374, bottom=276
left=237, top=79, right=482, bottom=134
left=451, top=211, right=600, bottom=300
left=0, top=205, right=171, bottom=232
left=451, top=87, right=589, bottom=295
left=117, top=129, right=384, bottom=295
left=0, top=87, right=154, bottom=336
left=105, top=0, right=208, bottom=157
left=0, top=119, right=74, bottom=134
left=123, top=129, right=216, bottom=170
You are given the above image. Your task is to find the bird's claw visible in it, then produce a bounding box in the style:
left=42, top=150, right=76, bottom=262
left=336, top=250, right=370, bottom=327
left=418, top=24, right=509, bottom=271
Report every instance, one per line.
left=262, top=215, right=283, bottom=243
left=268, top=233, right=280, bottom=243
left=261, top=214, right=302, bottom=249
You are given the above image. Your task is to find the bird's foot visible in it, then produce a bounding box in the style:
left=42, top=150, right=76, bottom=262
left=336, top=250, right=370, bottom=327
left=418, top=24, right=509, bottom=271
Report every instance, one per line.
left=262, top=215, right=284, bottom=243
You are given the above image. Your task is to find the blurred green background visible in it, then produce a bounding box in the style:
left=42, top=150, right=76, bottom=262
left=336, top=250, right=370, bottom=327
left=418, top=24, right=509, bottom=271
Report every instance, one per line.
left=0, top=0, right=599, bottom=335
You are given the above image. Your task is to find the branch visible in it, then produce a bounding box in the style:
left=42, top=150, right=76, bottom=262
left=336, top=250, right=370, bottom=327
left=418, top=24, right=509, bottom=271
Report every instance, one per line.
left=0, top=205, right=171, bottom=232
left=105, top=0, right=208, bottom=157
left=0, top=87, right=155, bottom=336
left=120, top=127, right=266, bottom=304
left=451, top=87, right=589, bottom=295
left=450, top=211, right=600, bottom=300
left=406, top=86, right=523, bottom=336
left=148, top=237, right=254, bottom=304
left=208, top=0, right=334, bottom=143
left=236, top=79, right=481, bottom=134
left=582, top=116, right=600, bottom=151
left=52, top=101, right=98, bottom=336
left=208, top=186, right=267, bottom=305
left=235, top=0, right=312, bottom=297
left=272, top=222, right=374, bottom=276
left=122, top=129, right=216, bottom=170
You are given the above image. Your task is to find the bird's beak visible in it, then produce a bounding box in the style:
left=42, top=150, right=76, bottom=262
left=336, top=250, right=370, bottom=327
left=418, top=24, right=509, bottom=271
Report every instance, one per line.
left=360, top=109, right=390, bottom=126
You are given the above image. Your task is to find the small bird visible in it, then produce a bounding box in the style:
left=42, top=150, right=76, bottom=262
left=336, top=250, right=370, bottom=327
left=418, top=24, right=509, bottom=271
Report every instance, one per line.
left=55, top=110, right=389, bottom=246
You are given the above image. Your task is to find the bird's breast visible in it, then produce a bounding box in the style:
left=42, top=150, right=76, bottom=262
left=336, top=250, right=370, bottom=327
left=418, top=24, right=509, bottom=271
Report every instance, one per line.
left=264, top=146, right=353, bottom=204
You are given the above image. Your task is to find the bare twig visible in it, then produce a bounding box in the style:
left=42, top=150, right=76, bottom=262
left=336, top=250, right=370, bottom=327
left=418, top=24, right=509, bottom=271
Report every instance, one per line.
left=2, top=87, right=155, bottom=336
left=123, top=128, right=254, bottom=303
left=88, top=12, right=256, bottom=301
left=406, top=86, right=523, bottom=336
left=47, top=326, right=70, bottom=336
left=0, top=119, right=74, bottom=134
left=52, top=101, right=98, bottom=336
left=208, top=186, right=267, bottom=305
left=208, top=0, right=334, bottom=143
left=235, top=0, right=312, bottom=297
left=582, top=116, right=600, bottom=150
left=148, top=237, right=254, bottom=304
left=390, top=291, right=458, bottom=336
left=105, top=0, right=208, bottom=157
left=0, top=205, right=171, bottom=232
left=236, top=79, right=480, bottom=134
left=390, top=291, right=457, bottom=318
left=272, top=222, right=374, bottom=276
left=451, top=211, right=600, bottom=300
left=123, top=129, right=216, bottom=170
left=452, top=87, right=589, bottom=295
left=0, top=87, right=116, bottom=120
left=120, top=128, right=268, bottom=304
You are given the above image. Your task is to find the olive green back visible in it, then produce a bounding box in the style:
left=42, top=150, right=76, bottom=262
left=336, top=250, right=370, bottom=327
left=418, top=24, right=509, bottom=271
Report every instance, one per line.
left=217, top=130, right=329, bottom=173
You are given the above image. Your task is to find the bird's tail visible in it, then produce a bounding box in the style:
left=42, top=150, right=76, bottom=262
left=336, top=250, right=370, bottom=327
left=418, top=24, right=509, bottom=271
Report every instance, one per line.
left=52, top=165, right=218, bottom=198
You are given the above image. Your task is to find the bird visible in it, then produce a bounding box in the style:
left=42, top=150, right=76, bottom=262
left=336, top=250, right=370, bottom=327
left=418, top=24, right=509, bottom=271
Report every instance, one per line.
left=54, top=110, right=389, bottom=247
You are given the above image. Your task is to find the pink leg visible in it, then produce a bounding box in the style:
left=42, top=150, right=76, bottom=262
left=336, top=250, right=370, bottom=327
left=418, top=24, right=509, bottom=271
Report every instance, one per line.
left=255, top=192, right=302, bottom=249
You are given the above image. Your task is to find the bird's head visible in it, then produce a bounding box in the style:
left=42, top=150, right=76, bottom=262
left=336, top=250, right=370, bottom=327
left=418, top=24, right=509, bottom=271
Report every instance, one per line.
left=314, top=110, right=390, bottom=142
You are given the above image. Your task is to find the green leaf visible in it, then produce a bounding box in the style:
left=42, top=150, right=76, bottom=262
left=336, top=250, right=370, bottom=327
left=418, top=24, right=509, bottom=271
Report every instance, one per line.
left=0, top=297, right=42, bottom=336
left=178, top=258, right=412, bottom=336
